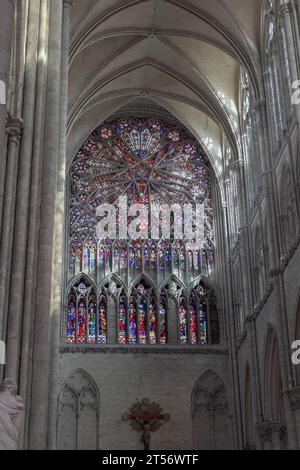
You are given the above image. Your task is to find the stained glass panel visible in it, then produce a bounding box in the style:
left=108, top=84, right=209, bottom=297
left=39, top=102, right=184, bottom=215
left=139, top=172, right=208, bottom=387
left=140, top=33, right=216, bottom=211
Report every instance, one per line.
left=149, top=301, right=157, bottom=345
left=69, top=118, right=213, bottom=244
left=159, top=301, right=167, bottom=344
left=88, top=296, right=97, bottom=343
left=190, top=303, right=197, bottom=345
left=98, top=299, right=107, bottom=344
left=138, top=299, right=147, bottom=344
left=179, top=304, right=188, bottom=344
left=78, top=299, right=86, bottom=343
left=67, top=117, right=217, bottom=347
left=199, top=301, right=208, bottom=345
left=119, top=296, right=127, bottom=344
left=128, top=297, right=137, bottom=344
left=67, top=295, right=76, bottom=343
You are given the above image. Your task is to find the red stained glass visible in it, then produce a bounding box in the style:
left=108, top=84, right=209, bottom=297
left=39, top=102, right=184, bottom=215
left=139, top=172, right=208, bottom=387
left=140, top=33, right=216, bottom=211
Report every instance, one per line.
left=78, top=300, right=86, bottom=343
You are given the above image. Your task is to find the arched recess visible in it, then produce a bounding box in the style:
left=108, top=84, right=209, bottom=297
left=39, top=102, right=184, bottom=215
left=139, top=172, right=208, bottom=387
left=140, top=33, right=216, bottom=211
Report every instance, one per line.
left=57, top=369, right=100, bottom=450
left=245, top=364, right=255, bottom=449
left=192, top=370, right=234, bottom=450
left=280, top=165, right=298, bottom=254
left=263, top=327, right=284, bottom=423
left=254, top=227, right=265, bottom=303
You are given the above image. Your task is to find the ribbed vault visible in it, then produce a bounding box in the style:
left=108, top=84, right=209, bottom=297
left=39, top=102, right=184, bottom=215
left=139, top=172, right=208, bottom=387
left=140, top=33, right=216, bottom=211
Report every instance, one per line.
left=68, top=0, right=264, bottom=183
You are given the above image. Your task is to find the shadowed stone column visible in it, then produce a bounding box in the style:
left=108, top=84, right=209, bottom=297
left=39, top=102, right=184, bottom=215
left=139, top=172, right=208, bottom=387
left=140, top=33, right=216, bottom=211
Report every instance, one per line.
left=47, top=0, right=73, bottom=449
left=280, top=2, right=300, bottom=123
left=16, top=0, right=50, bottom=449
left=0, top=0, right=15, bottom=233
left=28, top=0, right=64, bottom=449
left=5, top=0, right=41, bottom=380
left=0, top=116, right=22, bottom=378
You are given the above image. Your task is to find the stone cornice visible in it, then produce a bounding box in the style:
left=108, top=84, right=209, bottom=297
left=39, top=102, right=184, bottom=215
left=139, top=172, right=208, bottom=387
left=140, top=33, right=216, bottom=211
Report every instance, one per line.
left=60, top=344, right=229, bottom=355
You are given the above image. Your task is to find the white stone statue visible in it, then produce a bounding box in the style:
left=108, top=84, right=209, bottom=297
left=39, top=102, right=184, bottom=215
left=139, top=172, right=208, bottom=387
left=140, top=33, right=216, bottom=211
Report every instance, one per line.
left=0, top=378, right=24, bottom=450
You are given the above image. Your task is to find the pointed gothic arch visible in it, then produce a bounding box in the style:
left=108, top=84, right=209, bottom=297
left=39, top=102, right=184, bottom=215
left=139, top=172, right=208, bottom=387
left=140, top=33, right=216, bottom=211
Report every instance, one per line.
left=245, top=364, right=255, bottom=449
left=280, top=164, right=298, bottom=253
left=57, top=369, right=100, bottom=450
left=192, top=370, right=234, bottom=450
left=263, top=326, right=284, bottom=422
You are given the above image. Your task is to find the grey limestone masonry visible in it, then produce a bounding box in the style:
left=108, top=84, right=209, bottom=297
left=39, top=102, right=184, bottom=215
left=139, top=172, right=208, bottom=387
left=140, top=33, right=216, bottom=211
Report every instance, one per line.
left=1, top=0, right=300, bottom=451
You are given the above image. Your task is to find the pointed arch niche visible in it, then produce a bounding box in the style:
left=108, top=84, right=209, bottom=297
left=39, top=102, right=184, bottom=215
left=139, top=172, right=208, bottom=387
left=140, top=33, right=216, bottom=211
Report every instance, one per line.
left=263, top=327, right=284, bottom=423
left=57, top=369, right=100, bottom=450
left=192, top=370, right=234, bottom=450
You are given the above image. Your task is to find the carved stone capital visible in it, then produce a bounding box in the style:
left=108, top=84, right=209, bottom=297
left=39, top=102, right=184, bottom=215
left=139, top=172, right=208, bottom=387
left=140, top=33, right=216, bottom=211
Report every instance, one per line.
left=279, top=425, right=288, bottom=443
left=232, top=159, right=244, bottom=170
left=257, top=422, right=286, bottom=442
left=257, top=423, right=273, bottom=442
left=287, top=386, right=300, bottom=411
left=243, top=442, right=256, bottom=450
left=63, top=0, right=73, bottom=8
left=279, top=2, right=292, bottom=15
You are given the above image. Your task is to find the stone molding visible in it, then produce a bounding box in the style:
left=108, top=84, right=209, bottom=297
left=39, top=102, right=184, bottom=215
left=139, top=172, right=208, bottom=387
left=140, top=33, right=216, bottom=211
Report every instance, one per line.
left=60, top=344, right=229, bottom=355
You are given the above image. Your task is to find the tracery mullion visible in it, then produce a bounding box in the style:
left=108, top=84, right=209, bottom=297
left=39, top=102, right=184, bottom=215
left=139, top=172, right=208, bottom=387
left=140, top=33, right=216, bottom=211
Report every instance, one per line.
left=126, top=293, right=130, bottom=344
left=137, top=293, right=141, bottom=344
left=153, top=180, right=195, bottom=204
left=85, top=290, right=90, bottom=343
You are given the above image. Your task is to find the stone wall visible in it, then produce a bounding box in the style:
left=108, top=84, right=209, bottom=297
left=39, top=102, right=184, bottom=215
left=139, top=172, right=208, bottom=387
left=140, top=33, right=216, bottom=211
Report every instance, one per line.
left=58, top=349, right=231, bottom=450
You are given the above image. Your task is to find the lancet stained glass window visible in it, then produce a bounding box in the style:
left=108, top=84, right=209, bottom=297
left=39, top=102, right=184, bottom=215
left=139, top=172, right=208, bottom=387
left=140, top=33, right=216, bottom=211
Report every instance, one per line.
left=66, top=117, right=218, bottom=345
left=66, top=280, right=107, bottom=344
